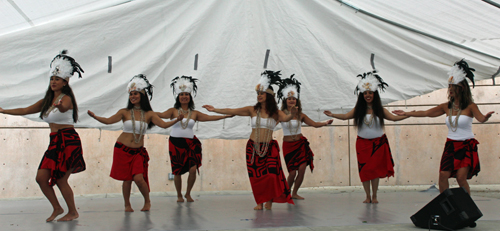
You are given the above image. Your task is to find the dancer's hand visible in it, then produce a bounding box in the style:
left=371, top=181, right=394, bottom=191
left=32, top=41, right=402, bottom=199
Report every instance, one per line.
left=392, top=110, right=406, bottom=116
left=484, top=111, right=494, bottom=122
left=87, top=110, right=95, bottom=118
left=53, top=99, right=64, bottom=109
left=290, top=106, right=298, bottom=116
left=325, top=119, right=333, bottom=125
left=0, top=107, right=4, bottom=114
left=176, top=113, right=184, bottom=121
left=202, top=105, right=215, bottom=112
left=323, top=110, right=333, bottom=117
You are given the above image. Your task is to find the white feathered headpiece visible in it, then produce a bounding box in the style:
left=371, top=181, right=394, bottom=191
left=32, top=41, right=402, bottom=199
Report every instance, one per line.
left=49, top=50, right=84, bottom=80
left=447, top=59, right=475, bottom=87
left=256, top=70, right=282, bottom=95
left=277, top=74, right=301, bottom=102
left=127, top=74, right=153, bottom=100
left=170, top=76, right=198, bottom=97
left=354, top=70, right=388, bottom=94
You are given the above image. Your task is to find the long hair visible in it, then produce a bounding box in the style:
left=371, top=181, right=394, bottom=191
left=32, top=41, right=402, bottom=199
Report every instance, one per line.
left=448, top=80, right=473, bottom=110
left=39, top=83, right=78, bottom=123
left=254, top=87, right=279, bottom=120
left=353, top=91, right=385, bottom=129
left=173, top=93, right=195, bottom=110
left=280, top=98, right=302, bottom=117
left=127, top=92, right=154, bottom=129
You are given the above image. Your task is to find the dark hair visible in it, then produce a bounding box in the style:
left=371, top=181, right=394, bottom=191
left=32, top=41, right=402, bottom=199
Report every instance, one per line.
left=39, top=82, right=78, bottom=123
left=254, top=87, right=279, bottom=120
left=280, top=98, right=302, bottom=116
left=447, top=80, right=473, bottom=110
left=127, top=92, right=154, bottom=129
left=173, top=93, right=195, bottom=110
left=353, top=91, right=385, bottom=129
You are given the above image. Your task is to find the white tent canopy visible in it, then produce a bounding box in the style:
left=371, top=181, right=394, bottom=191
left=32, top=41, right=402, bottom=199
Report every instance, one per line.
left=0, top=0, right=499, bottom=139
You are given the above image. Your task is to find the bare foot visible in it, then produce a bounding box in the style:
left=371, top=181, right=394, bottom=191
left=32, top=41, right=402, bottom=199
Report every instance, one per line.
left=253, top=204, right=263, bottom=210
left=46, top=208, right=64, bottom=222
left=177, top=197, right=184, bottom=202
left=125, top=205, right=134, bottom=212
left=185, top=195, right=194, bottom=202
left=57, top=212, right=78, bottom=222
left=362, top=198, right=371, bottom=203
left=140, top=201, right=151, bottom=211
left=292, top=195, right=305, bottom=200
left=264, top=201, right=272, bottom=210
left=371, top=197, right=379, bottom=204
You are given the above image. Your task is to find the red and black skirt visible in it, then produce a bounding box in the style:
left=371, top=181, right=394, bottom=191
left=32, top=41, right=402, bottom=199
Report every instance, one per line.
left=246, top=139, right=294, bottom=205
left=38, top=128, right=85, bottom=186
left=169, top=136, right=202, bottom=175
left=355, top=134, right=394, bottom=182
left=282, top=136, right=314, bottom=172
left=110, top=142, right=150, bottom=190
left=440, top=138, right=480, bottom=179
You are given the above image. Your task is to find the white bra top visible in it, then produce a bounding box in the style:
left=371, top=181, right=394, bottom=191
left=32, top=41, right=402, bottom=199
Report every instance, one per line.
left=357, top=114, right=384, bottom=139
left=123, top=120, right=148, bottom=134
left=42, top=109, right=74, bottom=125
left=446, top=115, right=474, bottom=140
left=281, top=120, right=302, bottom=136
left=170, top=118, right=196, bottom=138
left=251, top=117, right=277, bottom=130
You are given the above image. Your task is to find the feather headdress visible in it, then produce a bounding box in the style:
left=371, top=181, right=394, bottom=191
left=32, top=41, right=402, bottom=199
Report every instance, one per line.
left=170, top=76, right=198, bottom=97
left=354, top=70, right=388, bottom=94
left=128, top=74, right=154, bottom=100
left=256, top=70, right=282, bottom=95
left=49, top=50, right=84, bottom=80
left=447, top=59, right=475, bottom=87
left=277, top=74, right=301, bottom=102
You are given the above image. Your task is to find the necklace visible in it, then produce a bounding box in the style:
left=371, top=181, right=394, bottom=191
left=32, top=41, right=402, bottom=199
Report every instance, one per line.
left=367, top=105, right=372, bottom=110
left=178, top=108, right=192, bottom=129
left=452, top=102, right=460, bottom=112
left=130, top=108, right=145, bottom=143
left=44, top=93, right=66, bottom=117
left=285, top=109, right=301, bottom=140
left=448, top=108, right=462, bottom=132
left=252, top=110, right=273, bottom=163
left=363, top=113, right=375, bottom=127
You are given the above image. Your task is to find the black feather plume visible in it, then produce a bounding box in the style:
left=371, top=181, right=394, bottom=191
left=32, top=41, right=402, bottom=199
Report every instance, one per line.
left=454, top=59, right=475, bottom=88
left=50, top=50, right=84, bottom=78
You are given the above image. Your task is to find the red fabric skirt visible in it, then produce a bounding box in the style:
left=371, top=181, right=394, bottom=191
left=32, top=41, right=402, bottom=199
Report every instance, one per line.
left=440, top=138, right=480, bottom=179
left=355, top=134, right=394, bottom=182
left=168, top=136, right=202, bottom=175
left=110, top=142, right=150, bottom=190
left=282, top=136, right=314, bottom=172
left=246, top=139, right=294, bottom=205
left=39, top=128, right=85, bottom=186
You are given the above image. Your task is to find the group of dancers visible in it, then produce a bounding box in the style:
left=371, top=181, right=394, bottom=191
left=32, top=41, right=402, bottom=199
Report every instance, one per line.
left=0, top=51, right=493, bottom=222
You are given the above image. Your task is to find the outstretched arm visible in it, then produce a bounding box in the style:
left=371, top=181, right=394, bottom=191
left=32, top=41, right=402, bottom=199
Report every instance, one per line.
left=470, top=103, right=494, bottom=123
left=150, top=111, right=184, bottom=128
left=0, top=99, right=44, bottom=115
left=156, top=108, right=175, bottom=119
left=88, top=109, right=124, bottom=125
left=53, top=95, right=73, bottom=113
left=392, top=103, right=447, bottom=118
left=202, top=105, right=253, bottom=117
left=195, top=110, right=234, bottom=122
left=383, top=108, right=409, bottom=121
left=278, top=106, right=298, bottom=122
left=324, top=108, right=354, bottom=120
left=302, top=113, right=333, bottom=127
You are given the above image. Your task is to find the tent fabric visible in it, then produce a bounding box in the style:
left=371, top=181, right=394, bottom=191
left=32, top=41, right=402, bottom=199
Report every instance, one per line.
left=0, top=0, right=499, bottom=139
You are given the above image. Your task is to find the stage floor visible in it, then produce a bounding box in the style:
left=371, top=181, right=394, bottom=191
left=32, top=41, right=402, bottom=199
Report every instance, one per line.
left=1, top=186, right=499, bottom=231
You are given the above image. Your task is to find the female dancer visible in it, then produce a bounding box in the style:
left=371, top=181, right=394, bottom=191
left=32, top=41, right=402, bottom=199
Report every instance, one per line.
left=203, top=70, right=296, bottom=210
left=157, top=76, right=232, bottom=202
left=324, top=70, right=407, bottom=203
left=0, top=51, right=85, bottom=221
left=88, top=74, right=182, bottom=212
left=277, top=75, right=332, bottom=200
left=393, top=60, right=493, bottom=194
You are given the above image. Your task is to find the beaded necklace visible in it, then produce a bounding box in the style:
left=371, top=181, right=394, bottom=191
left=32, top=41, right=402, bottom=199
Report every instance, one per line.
left=130, top=107, right=145, bottom=143
left=252, top=110, right=273, bottom=163
left=178, top=108, right=192, bottom=129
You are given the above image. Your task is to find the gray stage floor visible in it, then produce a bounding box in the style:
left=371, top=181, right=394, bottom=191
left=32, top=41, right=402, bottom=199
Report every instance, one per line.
left=1, top=186, right=499, bottom=231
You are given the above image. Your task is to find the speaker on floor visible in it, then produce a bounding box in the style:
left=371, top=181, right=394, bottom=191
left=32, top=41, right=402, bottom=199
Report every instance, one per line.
left=410, top=187, right=482, bottom=230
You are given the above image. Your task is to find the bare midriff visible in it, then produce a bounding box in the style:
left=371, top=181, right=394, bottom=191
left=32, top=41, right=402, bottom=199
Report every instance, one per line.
left=283, top=134, right=303, bottom=142
left=49, top=124, right=74, bottom=133
left=117, top=133, right=144, bottom=148
left=250, top=128, right=274, bottom=143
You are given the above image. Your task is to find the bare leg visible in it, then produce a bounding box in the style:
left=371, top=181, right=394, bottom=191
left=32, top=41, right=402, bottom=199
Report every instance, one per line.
left=56, top=169, right=79, bottom=221
left=264, top=200, right=272, bottom=210
left=439, top=171, right=452, bottom=193
left=133, top=174, right=151, bottom=211
left=291, top=164, right=307, bottom=200
left=122, top=181, right=134, bottom=212
left=370, top=178, right=380, bottom=204
left=287, top=170, right=297, bottom=195
left=456, top=167, right=471, bottom=194
left=254, top=203, right=263, bottom=210
left=174, top=174, right=184, bottom=202
left=185, top=166, right=197, bottom=202
left=36, top=169, right=64, bottom=222
left=361, top=181, right=371, bottom=203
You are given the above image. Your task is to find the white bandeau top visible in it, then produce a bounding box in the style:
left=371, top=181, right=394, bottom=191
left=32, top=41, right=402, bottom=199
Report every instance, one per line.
left=170, top=118, right=196, bottom=138
left=446, top=115, right=474, bottom=140
left=42, top=109, right=74, bottom=125
left=281, top=120, right=302, bottom=136
left=357, top=114, right=384, bottom=139
left=123, top=120, right=148, bottom=134
left=251, top=117, right=277, bottom=130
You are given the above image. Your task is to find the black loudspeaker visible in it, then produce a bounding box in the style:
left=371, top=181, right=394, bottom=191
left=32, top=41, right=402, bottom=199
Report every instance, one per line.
left=411, top=187, right=482, bottom=230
